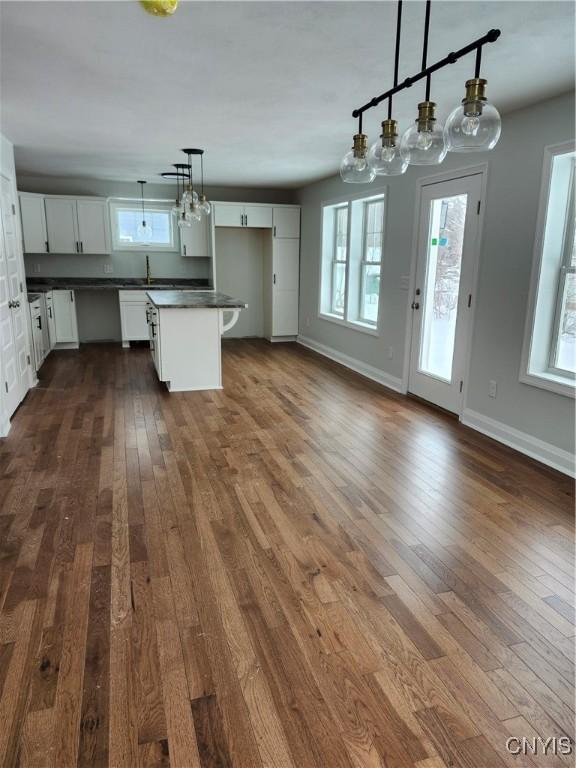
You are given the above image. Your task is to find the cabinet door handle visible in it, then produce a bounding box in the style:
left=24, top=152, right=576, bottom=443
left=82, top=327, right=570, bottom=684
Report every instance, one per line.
left=48, top=306, right=52, bottom=318
left=273, top=274, right=276, bottom=285
left=273, top=226, right=276, bottom=238
left=70, top=291, right=74, bottom=302
left=45, top=241, right=50, bottom=253
left=36, top=316, right=42, bottom=330
left=183, top=244, right=187, bottom=256
left=80, top=241, right=83, bottom=253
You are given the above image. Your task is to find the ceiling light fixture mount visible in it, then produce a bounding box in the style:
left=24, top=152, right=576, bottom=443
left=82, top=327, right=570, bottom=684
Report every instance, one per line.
left=343, top=0, right=502, bottom=182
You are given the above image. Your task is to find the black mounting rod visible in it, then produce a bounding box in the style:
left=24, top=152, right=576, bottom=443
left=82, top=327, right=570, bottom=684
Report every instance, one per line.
left=388, top=0, right=403, bottom=120
left=352, top=28, right=500, bottom=118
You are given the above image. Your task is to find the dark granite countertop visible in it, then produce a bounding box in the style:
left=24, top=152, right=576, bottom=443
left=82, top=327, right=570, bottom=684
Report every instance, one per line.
left=26, top=277, right=211, bottom=292
left=146, top=290, right=247, bottom=310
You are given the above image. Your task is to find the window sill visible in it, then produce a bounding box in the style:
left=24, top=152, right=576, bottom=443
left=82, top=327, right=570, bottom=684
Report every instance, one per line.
left=520, top=369, right=575, bottom=398
left=319, top=312, right=380, bottom=337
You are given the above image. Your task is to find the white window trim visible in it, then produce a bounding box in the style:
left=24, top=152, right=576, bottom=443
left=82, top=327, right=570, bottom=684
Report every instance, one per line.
left=318, top=188, right=386, bottom=337
left=520, top=141, right=576, bottom=398
left=109, top=198, right=178, bottom=252
left=358, top=198, right=384, bottom=326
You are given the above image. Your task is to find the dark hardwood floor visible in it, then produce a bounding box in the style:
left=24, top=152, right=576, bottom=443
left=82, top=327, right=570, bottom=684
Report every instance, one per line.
left=0, top=340, right=573, bottom=768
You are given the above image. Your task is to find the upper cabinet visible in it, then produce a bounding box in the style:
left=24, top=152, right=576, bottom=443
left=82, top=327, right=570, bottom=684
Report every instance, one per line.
left=44, top=197, right=78, bottom=253
left=19, top=193, right=48, bottom=253
left=213, top=203, right=272, bottom=229
left=180, top=213, right=210, bottom=257
left=273, top=206, right=300, bottom=239
left=75, top=199, right=110, bottom=254
left=19, top=193, right=110, bottom=254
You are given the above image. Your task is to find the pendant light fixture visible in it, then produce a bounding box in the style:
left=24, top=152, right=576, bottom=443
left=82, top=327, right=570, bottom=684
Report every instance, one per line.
left=344, top=0, right=502, bottom=181
left=340, top=118, right=375, bottom=183
left=444, top=47, right=502, bottom=152
left=161, top=149, right=210, bottom=226
left=136, top=181, right=153, bottom=243
left=400, top=1, right=447, bottom=166
left=368, top=0, right=408, bottom=176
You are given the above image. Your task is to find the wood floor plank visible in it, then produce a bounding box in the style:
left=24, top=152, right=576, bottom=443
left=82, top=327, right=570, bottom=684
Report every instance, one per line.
left=0, top=341, right=572, bottom=768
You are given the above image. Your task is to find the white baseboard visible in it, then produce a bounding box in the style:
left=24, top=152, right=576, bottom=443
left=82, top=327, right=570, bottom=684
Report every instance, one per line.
left=461, top=408, right=575, bottom=477
left=297, top=335, right=403, bottom=394
left=0, top=417, right=10, bottom=438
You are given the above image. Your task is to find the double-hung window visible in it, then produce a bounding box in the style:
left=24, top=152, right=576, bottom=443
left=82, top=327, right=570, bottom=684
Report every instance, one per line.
left=521, top=142, right=575, bottom=396
left=359, top=198, right=384, bottom=324
left=320, top=192, right=385, bottom=333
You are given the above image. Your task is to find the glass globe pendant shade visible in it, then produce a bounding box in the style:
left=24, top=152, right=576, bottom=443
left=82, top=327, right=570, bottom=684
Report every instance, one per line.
left=199, top=195, right=211, bottom=216
left=444, top=79, right=501, bottom=152
left=137, top=220, right=154, bottom=242
left=340, top=133, right=376, bottom=183
left=400, top=102, right=447, bottom=166
left=368, top=120, right=408, bottom=176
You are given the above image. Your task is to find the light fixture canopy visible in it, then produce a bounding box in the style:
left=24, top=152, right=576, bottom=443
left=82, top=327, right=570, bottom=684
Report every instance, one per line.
left=444, top=78, right=502, bottom=152
left=340, top=133, right=376, bottom=184
left=368, top=119, right=408, bottom=176
left=400, top=101, right=447, bottom=166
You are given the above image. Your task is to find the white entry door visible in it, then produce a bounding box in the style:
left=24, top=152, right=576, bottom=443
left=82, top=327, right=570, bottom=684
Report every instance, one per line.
left=408, top=173, right=483, bottom=414
left=0, top=174, right=29, bottom=419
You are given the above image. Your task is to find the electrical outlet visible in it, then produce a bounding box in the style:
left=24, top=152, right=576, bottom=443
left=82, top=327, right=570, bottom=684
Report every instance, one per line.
left=387, top=347, right=394, bottom=360
left=489, top=380, right=497, bottom=398
left=103, top=264, right=113, bottom=274
left=33, top=263, right=41, bottom=273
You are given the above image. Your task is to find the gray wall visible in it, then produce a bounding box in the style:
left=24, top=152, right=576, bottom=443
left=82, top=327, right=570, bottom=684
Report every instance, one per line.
left=296, top=91, right=575, bottom=455
left=18, top=175, right=295, bottom=279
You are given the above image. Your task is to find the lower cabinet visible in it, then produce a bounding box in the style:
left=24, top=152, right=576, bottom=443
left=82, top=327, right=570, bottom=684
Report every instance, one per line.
left=52, top=290, right=79, bottom=347
left=119, top=290, right=149, bottom=346
left=146, top=302, right=161, bottom=377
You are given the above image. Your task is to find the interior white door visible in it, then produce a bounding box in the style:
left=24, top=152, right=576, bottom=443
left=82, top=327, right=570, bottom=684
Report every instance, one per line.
left=19, top=194, right=48, bottom=253
left=45, top=197, right=78, bottom=254
left=244, top=206, right=272, bottom=229
left=213, top=203, right=243, bottom=228
left=0, top=175, right=29, bottom=418
left=272, top=238, right=299, bottom=336
left=408, top=173, right=482, bottom=414
left=76, top=199, right=109, bottom=254
left=273, top=207, right=300, bottom=239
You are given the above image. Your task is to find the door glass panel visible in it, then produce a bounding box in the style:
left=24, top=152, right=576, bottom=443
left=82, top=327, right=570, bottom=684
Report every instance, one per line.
left=419, top=193, right=468, bottom=381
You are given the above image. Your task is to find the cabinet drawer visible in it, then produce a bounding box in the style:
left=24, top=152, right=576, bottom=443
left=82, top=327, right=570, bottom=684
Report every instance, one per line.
left=119, top=290, right=149, bottom=303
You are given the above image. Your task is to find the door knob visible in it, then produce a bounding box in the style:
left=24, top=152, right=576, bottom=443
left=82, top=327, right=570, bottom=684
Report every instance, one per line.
left=411, top=301, right=420, bottom=310
left=7, top=300, right=13, bottom=309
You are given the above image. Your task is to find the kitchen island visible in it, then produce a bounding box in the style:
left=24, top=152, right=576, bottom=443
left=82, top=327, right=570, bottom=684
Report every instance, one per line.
left=146, top=290, right=247, bottom=392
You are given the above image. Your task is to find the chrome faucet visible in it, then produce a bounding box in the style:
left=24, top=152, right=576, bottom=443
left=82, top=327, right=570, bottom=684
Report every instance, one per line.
left=146, top=254, right=151, bottom=285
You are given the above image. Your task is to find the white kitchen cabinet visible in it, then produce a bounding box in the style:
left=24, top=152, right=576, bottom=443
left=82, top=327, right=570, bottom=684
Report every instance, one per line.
left=45, top=291, right=56, bottom=349
left=119, top=290, right=149, bottom=346
left=213, top=203, right=272, bottom=229
left=44, top=198, right=78, bottom=254
left=19, top=193, right=48, bottom=254
left=244, top=205, right=272, bottom=228
left=28, top=296, right=49, bottom=371
left=273, top=206, right=300, bottom=239
left=20, top=194, right=110, bottom=255
left=271, top=238, right=299, bottom=337
left=76, top=199, right=110, bottom=254
left=180, top=215, right=210, bottom=257
left=52, top=289, right=79, bottom=346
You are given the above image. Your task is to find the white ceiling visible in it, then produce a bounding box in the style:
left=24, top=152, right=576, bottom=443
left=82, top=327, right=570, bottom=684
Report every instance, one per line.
left=0, top=1, right=573, bottom=188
